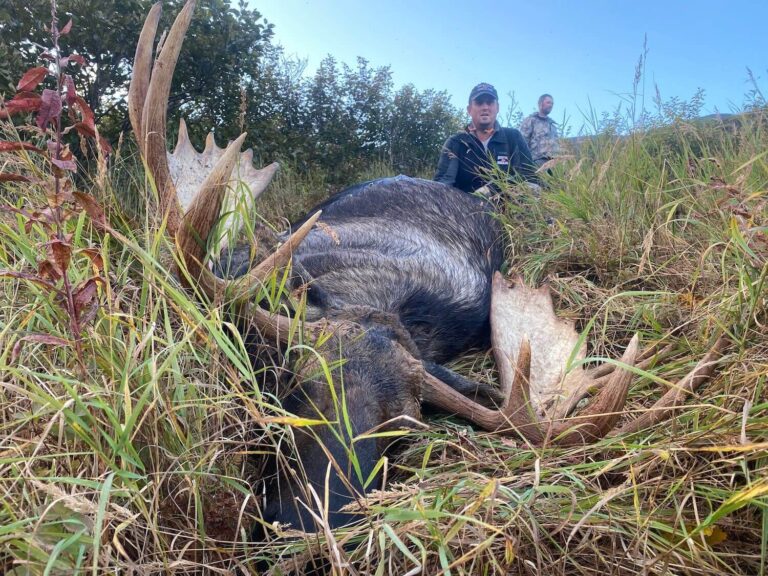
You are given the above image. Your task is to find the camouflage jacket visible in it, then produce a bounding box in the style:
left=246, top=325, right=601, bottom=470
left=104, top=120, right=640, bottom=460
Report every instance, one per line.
left=519, top=113, right=560, bottom=162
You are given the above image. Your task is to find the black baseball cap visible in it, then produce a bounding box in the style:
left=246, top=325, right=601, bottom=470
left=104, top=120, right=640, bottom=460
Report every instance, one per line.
left=468, top=83, right=498, bottom=103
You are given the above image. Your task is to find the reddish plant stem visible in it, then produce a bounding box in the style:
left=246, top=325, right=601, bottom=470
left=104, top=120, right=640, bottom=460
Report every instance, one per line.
left=49, top=0, right=87, bottom=381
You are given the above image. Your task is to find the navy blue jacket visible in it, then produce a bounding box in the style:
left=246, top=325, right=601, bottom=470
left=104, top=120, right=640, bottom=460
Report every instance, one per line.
left=434, top=125, right=536, bottom=193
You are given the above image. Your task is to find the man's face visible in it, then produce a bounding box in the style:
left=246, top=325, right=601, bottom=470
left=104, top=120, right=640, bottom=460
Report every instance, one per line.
left=467, top=95, right=499, bottom=130
left=539, top=96, right=554, bottom=116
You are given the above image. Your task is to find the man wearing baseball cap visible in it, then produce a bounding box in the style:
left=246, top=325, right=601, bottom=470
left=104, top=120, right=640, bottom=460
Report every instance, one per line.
left=434, top=82, right=536, bottom=194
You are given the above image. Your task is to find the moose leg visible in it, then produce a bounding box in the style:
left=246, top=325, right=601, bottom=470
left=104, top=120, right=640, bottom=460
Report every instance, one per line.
left=423, top=361, right=505, bottom=408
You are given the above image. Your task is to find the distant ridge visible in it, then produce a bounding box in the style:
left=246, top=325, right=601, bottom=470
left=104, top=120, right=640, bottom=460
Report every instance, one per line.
left=561, top=108, right=765, bottom=152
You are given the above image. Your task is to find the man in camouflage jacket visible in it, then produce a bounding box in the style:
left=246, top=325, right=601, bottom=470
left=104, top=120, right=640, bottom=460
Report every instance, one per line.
left=520, top=94, right=560, bottom=166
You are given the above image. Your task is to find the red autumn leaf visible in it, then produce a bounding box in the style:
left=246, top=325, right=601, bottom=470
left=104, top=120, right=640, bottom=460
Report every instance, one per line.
left=48, top=238, right=72, bottom=274
left=37, top=89, right=62, bottom=130
left=68, top=54, right=86, bottom=67
left=98, top=136, right=112, bottom=155
left=50, top=156, right=77, bottom=172
left=46, top=141, right=77, bottom=173
left=69, top=121, right=94, bottom=138
left=55, top=179, right=75, bottom=205
left=0, top=205, right=30, bottom=218
left=78, top=248, right=104, bottom=272
left=71, top=96, right=95, bottom=130
left=63, top=74, right=77, bottom=106
left=64, top=96, right=111, bottom=155
left=25, top=206, right=61, bottom=233
left=24, top=209, right=59, bottom=234
left=21, top=333, right=70, bottom=346
left=38, top=258, right=63, bottom=281
left=73, top=277, right=99, bottom=313
left=46, top=139, right=60, bottom=156
left=0, top=92, right=42, bottom=118
left=0, top=173, right=30, bottom=182
left=60, top=19, right=73, bottom=35
left=46, top=188, right=75, bottom=209
left=79, top=299, right=100, bottom=326
left=0, top=205, right=51, bottom=230
left=73, top=191, right=107, bottom=230
left=43, top=183, right=72, bottom=208
left=69, top=122, right=113, bottom=155
left=13, top=90, right=40, bottom=100
left=16, top=67, right=49, bottom=92
left=11, top=333, right=71, bottom=364
left=0, top=141, right=44, bottom=153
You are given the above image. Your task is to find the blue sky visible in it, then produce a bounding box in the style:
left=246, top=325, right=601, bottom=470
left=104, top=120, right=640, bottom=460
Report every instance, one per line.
left=253, top=1, right=767, bottom=134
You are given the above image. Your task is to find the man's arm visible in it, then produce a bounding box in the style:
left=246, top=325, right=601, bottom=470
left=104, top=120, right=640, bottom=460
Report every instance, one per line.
left=508, top=128, right=537, bottom=183
left=434, top=136, right=460, bottom=186
left=519, top=116, right=533, bottom=147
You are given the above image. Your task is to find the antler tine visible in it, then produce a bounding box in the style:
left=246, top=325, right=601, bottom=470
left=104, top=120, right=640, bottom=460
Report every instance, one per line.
left=173, top=117, right=194, bottom=156
left=176, top=132, right=248, bottom=292
left=127, top=2, right=161, bottom=144
left=179, top=209, right=322, bottom=302
left=503, top=338, right=533, bottom=412
left=550, top=339, right=674, bottom=420
left=615, top=334, right=729, bottom=435
left=141, top=0, right=197, bottom=235
left=497, top=338, right=548, bottom=442
left=493, top=322, right=525, bottom=404
left=544, top=333, right=639, bottom=445
left=229, top=210, right=323, bottom=301
left=587, top=339, right=672, bottom=380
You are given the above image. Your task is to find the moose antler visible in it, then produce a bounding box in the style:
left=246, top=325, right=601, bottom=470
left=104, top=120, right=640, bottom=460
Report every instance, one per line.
left=421, top=274, right=728, bottom=445
left=128, top=0, right=326, bottom=340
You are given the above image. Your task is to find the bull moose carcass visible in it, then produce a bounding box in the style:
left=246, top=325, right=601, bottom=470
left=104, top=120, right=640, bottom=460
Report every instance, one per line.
left=129, top=1, right=728, bottom=534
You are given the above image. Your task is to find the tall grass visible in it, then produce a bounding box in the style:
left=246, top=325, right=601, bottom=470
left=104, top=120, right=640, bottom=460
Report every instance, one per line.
left=1, top=107, right=767, bottom=575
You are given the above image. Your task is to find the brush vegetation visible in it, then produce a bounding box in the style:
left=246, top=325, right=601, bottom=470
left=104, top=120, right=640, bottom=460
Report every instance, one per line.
left=1, top=90, right=768, bottom=576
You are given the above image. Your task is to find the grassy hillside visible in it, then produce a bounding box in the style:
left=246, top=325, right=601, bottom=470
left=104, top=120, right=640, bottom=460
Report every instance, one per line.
left=1, top=111, right=766, bottom=575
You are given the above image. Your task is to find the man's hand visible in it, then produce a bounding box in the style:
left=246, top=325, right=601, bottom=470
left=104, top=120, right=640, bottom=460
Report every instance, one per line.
left=475, top=185, right=492, bottom=197
left=524, top=182, right=542, bottom=196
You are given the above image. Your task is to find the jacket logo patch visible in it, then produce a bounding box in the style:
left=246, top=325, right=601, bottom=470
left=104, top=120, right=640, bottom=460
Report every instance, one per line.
left=496, top=155, right=509, bottom=166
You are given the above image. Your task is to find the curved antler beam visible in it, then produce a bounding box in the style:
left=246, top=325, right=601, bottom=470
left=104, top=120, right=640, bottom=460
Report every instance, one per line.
left=129, top=0, right=303, bottom=340
left=615, top=334, right=729, bottom=435
left=132, top=0, right=196, bottom=234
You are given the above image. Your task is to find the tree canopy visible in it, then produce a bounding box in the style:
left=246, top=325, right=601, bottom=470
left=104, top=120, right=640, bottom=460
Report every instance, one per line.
left=0, top=0, right=462, bottom=182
